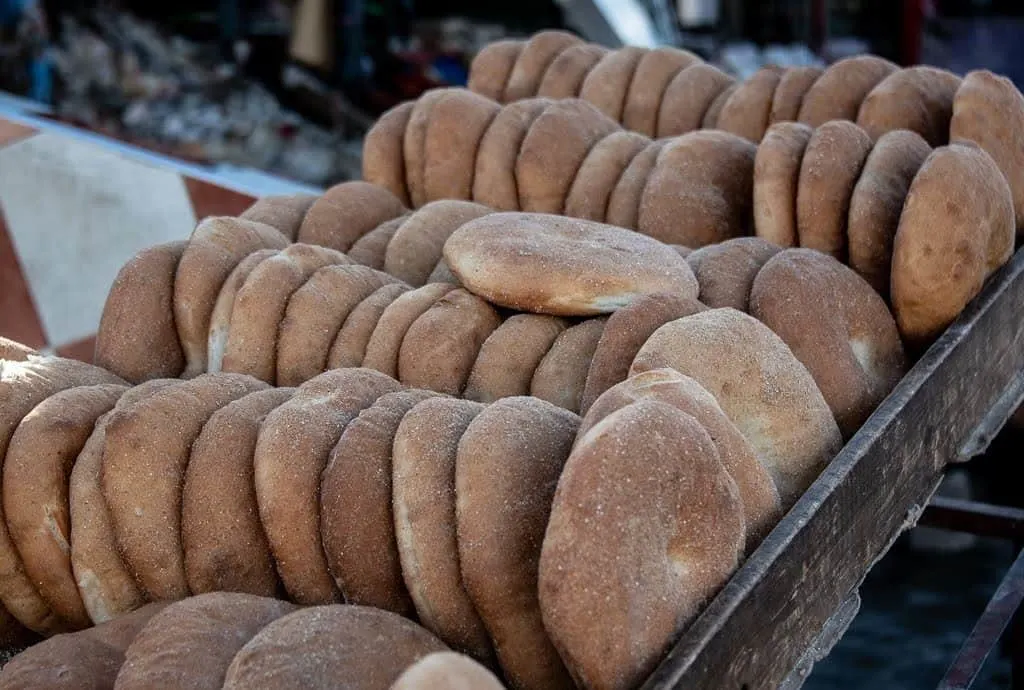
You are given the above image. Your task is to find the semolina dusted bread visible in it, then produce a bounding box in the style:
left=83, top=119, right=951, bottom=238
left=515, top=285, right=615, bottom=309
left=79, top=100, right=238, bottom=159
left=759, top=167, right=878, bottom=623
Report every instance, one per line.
left=577, top=369, right=782, bottom=551
left=464, top=314, right=568, bottom=403
left=797, top=55, right=898, bottom=126
left=856, top=66, right=961, bottom=146
left=891, top=143, right=1015, bottom=346
left=539, top=399, right=744, bottom=690
left=657, top=63, right=736, bottom=137
left=769, top=66, right=823, bottom=124
left=239, top=194, right=317, bottom=241
left=114, top=593, right=297, bottom=690
left=537, top=43, right=607, bottom=99
left=639, top=130, right=757, bottom=247
left=716, top=65, right=784, bottom=142
left=949, top=69, right=1024, bottom=235
left=456, top=397, right=579, bottom=689
left=750, top=249, right=908, bottom=438
left=503, top=31, right=582, bottom=102
left=847, top=129, right=932, bottom=297
left=621, top=47, right=701, bottom=136
left=222, top=605, right=448, bottom=690
left=423, top=91, right=500, bottom=203
left=443, top=213, right=697, bottom=316
left=362, top=102, right=415, bottom=206
left=580, top=292, right=706, bottom=414
left=296, top=180, right=406, bottom=252
left=631, top=308, right=843, bottom=507
left=753, top=122, right=813, bottom=248
left=579, top=47, right=647, bottom=123
left=392, top=398, right=494, bottom=663
left=467, top=40, right=523, bottom=101
left=384, top=201, right=491, bottom=286
left=96, top=241, right=187, bottom=382
left=473, top=99, right=550, bottom=211
left=516, top=99, right=620, bottom=214
left=564, top=130, right=650, bottom=223
left=685, top=236, right=782, bottom=312
left=796, top=120, right=874, bottom=260
left=174, top=217, right=289, bottom=377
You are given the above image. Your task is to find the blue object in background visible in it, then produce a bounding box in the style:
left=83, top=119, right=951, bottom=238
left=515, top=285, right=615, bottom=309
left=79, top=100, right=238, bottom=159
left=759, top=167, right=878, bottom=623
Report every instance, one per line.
left=431, top=53, right=468, bottom=86
left=0, top=0, right=32, bottom=27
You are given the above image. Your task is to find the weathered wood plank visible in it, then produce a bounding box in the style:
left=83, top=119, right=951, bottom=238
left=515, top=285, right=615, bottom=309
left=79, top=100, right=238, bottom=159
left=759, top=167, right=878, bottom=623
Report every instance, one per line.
left=643, top=247, right=1024, bottom=690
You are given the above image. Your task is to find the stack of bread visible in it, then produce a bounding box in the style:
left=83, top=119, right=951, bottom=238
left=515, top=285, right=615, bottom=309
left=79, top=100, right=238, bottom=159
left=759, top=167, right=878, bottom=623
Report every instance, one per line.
left=0, top=591, right=506, bottom=689
left=1, top=27, right=1022, bottom=690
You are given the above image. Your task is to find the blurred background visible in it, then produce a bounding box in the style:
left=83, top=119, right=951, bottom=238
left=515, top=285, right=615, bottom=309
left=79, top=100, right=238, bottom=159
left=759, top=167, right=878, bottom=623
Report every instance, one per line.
left=1, top=1, right=1023, bottom=688
left=0, top=0, right=1022, bottom=189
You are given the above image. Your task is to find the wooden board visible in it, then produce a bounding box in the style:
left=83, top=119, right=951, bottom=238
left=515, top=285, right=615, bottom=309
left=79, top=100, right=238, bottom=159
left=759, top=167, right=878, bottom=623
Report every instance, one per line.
left=643, top=246, right=1024, bottom=690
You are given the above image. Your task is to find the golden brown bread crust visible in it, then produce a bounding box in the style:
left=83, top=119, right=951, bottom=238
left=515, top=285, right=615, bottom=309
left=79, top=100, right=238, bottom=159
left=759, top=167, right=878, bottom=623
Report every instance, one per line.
left=716, top=65, right=784, bottom=142
left=464, top=314, right=567, bottom=404
left=346, top=215, right=407, bottom=270
left=856, top=66, right=961, bottom=146
left=423, top=91, right=501, bottom=203
left=605, top=140, right=664, bottom=229
left=564, top=130, right=649, bottom=222
left=539, top=400, right=744, bottom=690
left=639, top=130, right=757, bottom=246
left=175, top=217, right=289, bottom=377
left=182, top=388, right=294, bottom=597
left=362, top=283, right=458, bottom=379
left=891, top=143, right=1015, bottom=346
left=797, top=55, right=898, bottom=126
left=253, top=369, right=404, bottom=605
left=239, top=195, right=317, bottom=241
left=276, top=265, right=401, bottom=386
left=577, top=370, right=781, bottom=551
left=753, top=122, right=813, bottom=248
left=503, top=31, right=582, bottom=102
left=536, top=43, right=607, bottom=99
left=96, top=241, right=187, bottom=383
left=207, top=249, right=278, bottom=374
left=769, top=66, right=823, bottom=124
left=102, top=373, right=268, bottom=602
left=70, top=379, right=177, bottom=625
left=751, top=249, right=907, bottom=439
left=114, top=593, right=297, bottom=690
left=222, top=605, right=448, bottom=690
left=530, top=318, right=607, bottom=413
left=384, top=201, right=492, bottom=286
left=0, top=602, right=166, bottom=689
left=468, top=40, right=523, bottom=101
left=950, top=69, right=1024, bottom=234
left=456, top=397, right=579, bottom=690
left=685, top=236, right=782, bottom=311
left=516, top=100, right=620, bottom=214
left=222, top=244, right=353, bottom=383
left=579, top=292, right=706, bottom=415
left=392, top=398, right=493, bottom=662
left=796, top=120, right=873, bottom=260
left=391, top=651, right=507, bottom=690
left=321, top=389, right=438, bottom=616
left=362, top=102, right=415, bottom=206
left=444, top=213, right=698, bottom=316
left=398, top=290, right=503, bottom=395
left=579, top=47, right=646, bottom=123
left=296, top=180, right=407, bottom=252
left=0, top=357, right=124, bottom=633
left=5, top=384, right=126, bottom=630
left=631, top=308, right=843, bottom=507
left=657, top=63, right=736, bottom=137
left=472, top=99, right=550, bottom=211
left=622, top=47, right=700, bottom=136
left=847, top=129, right=931, bottom=297
left=326, top=283, right=411, bottom=370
